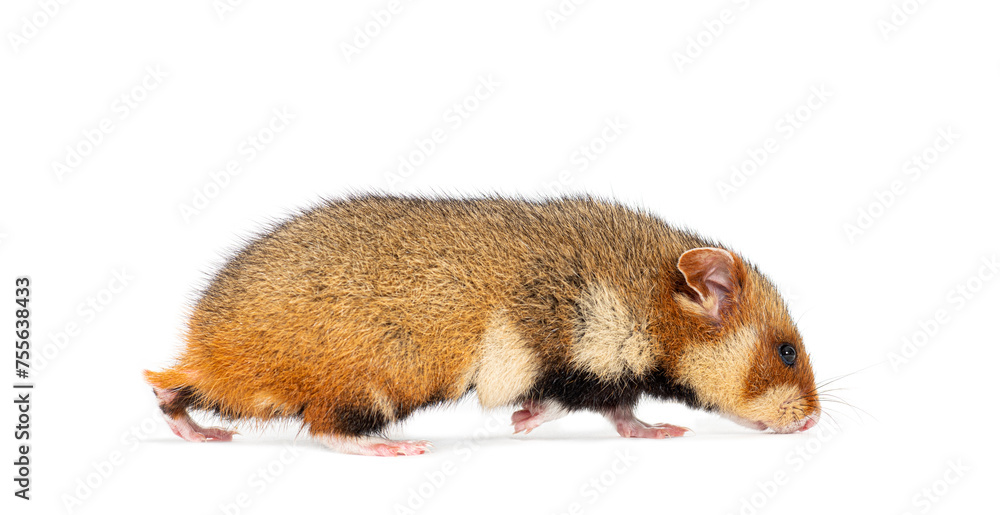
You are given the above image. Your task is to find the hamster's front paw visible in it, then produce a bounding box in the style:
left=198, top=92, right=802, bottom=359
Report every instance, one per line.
left=511, top=399, right=569, bottom=434
left=616, top=421, right=690, bottom=439
left=606, top=406, right=691, bottom=439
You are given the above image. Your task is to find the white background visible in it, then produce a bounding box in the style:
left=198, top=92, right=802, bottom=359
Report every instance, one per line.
left=2, top=1, right=998, bottom=514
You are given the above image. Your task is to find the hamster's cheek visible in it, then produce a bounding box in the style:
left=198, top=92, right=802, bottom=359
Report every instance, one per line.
left=675, top=326, right=759, bottom=410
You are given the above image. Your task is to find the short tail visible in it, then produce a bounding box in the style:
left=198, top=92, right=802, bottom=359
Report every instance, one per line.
left=144, top=368, right=236, bottom=442
left=144, top=368, right=197, bottom=419
left=143, top=368, right=191, bottom=390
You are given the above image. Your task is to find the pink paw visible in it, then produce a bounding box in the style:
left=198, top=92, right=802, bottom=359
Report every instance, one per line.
left=616, top=421, right=691, bottom=439
left=512, top=400, right=568, bottom=434
left=511, top=408, right=544, bottom=434
left=316, top=435, right=434, bottom=456
left=165, top=414, right=235, bottom=442
left=194, top=426, right=236, bottom=442
left=365, top=440, right=432, bottom=457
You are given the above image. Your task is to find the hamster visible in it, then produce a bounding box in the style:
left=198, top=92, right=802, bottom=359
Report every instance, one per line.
left=145, top=195, right=820, bottom=456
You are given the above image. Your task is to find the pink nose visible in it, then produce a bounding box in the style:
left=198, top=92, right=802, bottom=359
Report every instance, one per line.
left=797, top=417, right=817, bottom=432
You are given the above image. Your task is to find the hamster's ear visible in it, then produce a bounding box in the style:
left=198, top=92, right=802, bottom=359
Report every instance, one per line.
left=677, top=247, right=743, bottom=321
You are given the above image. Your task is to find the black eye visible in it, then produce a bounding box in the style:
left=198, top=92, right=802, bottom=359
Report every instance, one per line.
left=778, top=344, right=796, bottom=366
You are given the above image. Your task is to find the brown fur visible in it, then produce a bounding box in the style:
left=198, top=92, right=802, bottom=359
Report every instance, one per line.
left=145, top=194, right=819, bottom=441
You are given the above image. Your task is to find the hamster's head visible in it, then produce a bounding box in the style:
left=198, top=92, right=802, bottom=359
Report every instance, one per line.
left=671, top=247, right=820, bottom=433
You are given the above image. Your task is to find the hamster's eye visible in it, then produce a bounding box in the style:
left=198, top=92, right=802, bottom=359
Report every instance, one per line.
left=778, top=344, right=796, bottom=366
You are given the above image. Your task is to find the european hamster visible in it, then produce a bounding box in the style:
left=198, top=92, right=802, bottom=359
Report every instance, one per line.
left=145, top=195, right=820, bottom=456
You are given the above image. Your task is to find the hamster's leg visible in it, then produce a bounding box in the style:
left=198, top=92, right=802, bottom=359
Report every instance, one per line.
left=511, top=399, right=569, bottom=434
left=605, top=405, right=690, bottom=439
left=153, top=387, right=235, bottom=442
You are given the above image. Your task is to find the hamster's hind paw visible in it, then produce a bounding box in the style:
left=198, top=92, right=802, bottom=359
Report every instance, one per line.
left=315, top=435, right=432, bottom=456
left=164, top=413, right=235, bottom=442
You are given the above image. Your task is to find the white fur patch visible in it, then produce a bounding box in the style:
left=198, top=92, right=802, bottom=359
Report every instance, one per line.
left=570, top=283, right=655, bottom=381
left=474, top=315, right=540, bottom=408
left=675, top=325, right=758, bottom=414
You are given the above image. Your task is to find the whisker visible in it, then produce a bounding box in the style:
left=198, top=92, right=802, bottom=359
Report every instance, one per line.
left=790, top=364, right=880, bottom=431
left=816, top=395, right=850, bottom=404
left=816, top=398, right=874, bottom=424
left=814, top=362, right=881, bottom=389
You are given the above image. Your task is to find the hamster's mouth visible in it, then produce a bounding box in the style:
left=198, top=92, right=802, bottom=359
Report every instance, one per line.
left=725, top=412, right=820, bottom=433
left=769, top=413, right=819, bottom=434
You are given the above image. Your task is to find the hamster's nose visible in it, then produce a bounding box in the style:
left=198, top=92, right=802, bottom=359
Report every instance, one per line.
left=796, top=415, right=818, bottom=432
